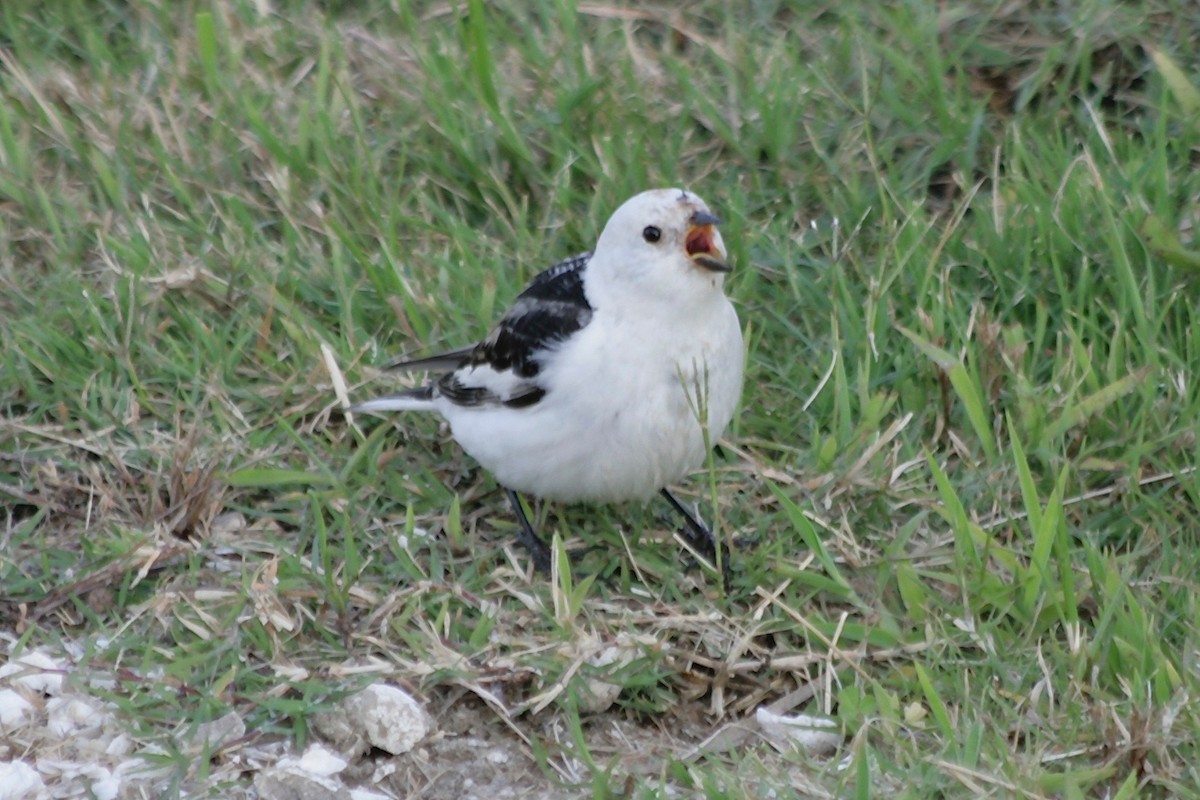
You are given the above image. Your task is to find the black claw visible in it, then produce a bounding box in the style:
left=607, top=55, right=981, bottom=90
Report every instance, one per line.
left=505, top=488, right=552, bottom=573
left=660, top=488, right=731, bottom=587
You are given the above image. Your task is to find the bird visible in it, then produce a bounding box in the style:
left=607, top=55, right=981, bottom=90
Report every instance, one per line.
left=353, top=188, right=744, bottom=577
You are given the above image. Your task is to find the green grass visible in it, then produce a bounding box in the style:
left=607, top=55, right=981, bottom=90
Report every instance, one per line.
left=2, top=0, right=1199, bottom=796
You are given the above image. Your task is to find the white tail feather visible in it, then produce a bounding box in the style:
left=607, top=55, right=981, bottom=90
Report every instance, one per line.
left=350, top=395, right=437, bottom=414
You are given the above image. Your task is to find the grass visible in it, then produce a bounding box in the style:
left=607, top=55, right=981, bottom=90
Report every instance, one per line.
left=2, top=0, right=1199, bottom=796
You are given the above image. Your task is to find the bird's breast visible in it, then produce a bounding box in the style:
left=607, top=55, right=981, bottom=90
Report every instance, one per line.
left=445, top=299, right=743, bottom=503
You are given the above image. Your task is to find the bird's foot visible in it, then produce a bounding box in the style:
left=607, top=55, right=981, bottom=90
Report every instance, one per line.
left=505, top=488, right=552, bottom=573
left=660, top=488, right=732, bottom=589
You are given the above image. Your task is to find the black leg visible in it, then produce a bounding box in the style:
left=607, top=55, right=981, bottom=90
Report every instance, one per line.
left=505, top=488, right=551, bottom=573
left=660, top=488, right=730, bottom=584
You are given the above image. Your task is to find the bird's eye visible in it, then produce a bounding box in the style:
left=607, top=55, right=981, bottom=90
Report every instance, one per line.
left=642, top=226, right=662, bottom=243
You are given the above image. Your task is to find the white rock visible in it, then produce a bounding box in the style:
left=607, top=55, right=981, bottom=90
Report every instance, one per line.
left=349, top=789, right=392, bottom=800
left=0, top=689, right=35, bottom=728
left=368, top=761, right=397, bottom=784
left=85, top=766, right=120, bottom=800
left=755, top=707, right=842, bottom=755
left=27, top=760, right=118, bottom=800
left=0, top=651, right=64, bottom=695
left=191, top=710, right=246, bottom=750
left=255, top=766, right=352, bottom=800
left=0, top=760, right=45, bottom=800
left=292, top=744, right=348, bottom=777
left=46, top=696, right=108, bottom=737
left=312, top=684, right=432, bottom=757
left=105, top=734, right=133, bottom=757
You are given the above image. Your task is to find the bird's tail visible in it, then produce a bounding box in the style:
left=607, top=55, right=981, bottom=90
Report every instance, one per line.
left=350, top=386, right=436, bottom=414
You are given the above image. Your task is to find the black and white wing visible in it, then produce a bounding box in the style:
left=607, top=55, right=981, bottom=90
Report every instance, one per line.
left=384, top=252, right=594, bottom=410
left=384, top=347, right=476, bottom=373
left=436, top=252, right=593, bottom=408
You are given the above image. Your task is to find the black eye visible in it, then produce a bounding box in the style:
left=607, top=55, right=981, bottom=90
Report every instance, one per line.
left=642, top=226, right=662, bottom=243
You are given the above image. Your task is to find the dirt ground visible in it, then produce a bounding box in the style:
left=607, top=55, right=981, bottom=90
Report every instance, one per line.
left=0, top=644, right=840, bottom=799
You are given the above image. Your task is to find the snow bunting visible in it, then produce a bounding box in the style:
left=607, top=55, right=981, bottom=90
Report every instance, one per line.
left=354, top=188, right=744, bottom=574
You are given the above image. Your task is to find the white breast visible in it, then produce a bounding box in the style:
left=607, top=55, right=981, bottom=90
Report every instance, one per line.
left=441, top=296, right=743, bottom=503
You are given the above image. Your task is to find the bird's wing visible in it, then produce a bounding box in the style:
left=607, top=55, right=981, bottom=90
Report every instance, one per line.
left=353, top=348, right=471, bottom=415
left=437, top=252, right=594, bottom=409
left=385, top=347, right=476, bottom=373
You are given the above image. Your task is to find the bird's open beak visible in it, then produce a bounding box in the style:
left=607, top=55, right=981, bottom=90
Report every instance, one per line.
left=685, top=210, right=730, bottom=273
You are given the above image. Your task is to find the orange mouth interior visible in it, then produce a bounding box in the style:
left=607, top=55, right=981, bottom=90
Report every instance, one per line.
left=686, top=225, right=716, bottom=257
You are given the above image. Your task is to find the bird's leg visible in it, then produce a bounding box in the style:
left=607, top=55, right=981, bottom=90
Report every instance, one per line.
left=660, top=488, right=717, bottom=556
left=504, top=488, right=552, bottom=573
left=660, top=488, right=730, bottom=584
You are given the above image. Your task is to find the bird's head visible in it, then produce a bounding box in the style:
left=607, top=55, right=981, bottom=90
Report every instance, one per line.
left=589, top=188, right=731, bottom=304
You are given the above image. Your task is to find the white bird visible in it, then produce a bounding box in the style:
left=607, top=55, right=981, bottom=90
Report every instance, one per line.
left=354, top=188, right=744, bottom=575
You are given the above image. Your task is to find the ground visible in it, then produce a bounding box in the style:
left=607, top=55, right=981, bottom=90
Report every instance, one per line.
left=2, top=1, right=1200, bottom=797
